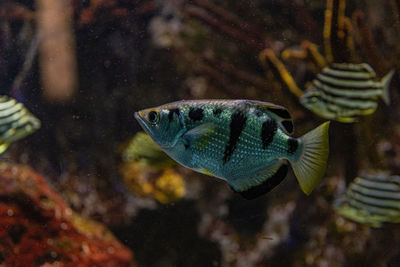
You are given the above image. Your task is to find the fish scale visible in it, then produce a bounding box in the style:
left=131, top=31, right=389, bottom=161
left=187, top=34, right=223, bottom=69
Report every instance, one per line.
left=135, top=99, right=330, bottom=199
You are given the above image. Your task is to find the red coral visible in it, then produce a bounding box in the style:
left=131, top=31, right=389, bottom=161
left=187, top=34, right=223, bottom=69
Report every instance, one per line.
left=0, top=163, right=135, bottom=266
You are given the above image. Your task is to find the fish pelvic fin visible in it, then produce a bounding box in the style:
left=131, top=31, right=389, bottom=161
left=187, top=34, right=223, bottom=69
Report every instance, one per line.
left=290, top=121, right=330, bottom=195
left=381, top=69, right=395, bottom=105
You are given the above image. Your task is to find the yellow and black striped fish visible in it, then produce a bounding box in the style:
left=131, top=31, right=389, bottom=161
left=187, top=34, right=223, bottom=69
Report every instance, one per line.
left=300, top=63, right=394, bottom=123
left=0, top=96, right=41, bottom=154
left=334, top=172, right=400, bottom=227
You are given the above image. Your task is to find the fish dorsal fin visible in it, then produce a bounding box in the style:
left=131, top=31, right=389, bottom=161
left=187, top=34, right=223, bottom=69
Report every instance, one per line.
left=182, top=123, right=215, bottom=150
left=246, top=100, right=294, bottom=135
left=229, top=161, right=288, bottom=199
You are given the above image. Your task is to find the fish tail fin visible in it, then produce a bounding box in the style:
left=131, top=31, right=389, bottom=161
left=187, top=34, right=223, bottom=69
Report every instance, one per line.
left=290, top=121, right=330, bottom=195
left=381, top=70, right=394, bottom=105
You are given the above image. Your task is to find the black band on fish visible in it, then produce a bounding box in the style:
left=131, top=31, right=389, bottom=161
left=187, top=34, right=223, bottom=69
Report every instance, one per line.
left=254, top=109, right=263, bottom=117
left=213, top=108, right=222, bottom=116
left=189, top=108, right=204, bottom=121
left=315, top=77, right=381, bottom=90
left=329, top=64, right=372, bottom=73
left=287, top=138, right=298, bottom=154
left=348, top=192, right=400, bottom=212
left=261, top=119, right=277, bottom=149
left=310, top=94, right=375, bottom=111
left=168, top=108, right=181, bottom=122
left=223, top=111, right=247, bottom=164
left=319, top=71, right=371, bottom=82
left=238, top=164, right=288, bottom=200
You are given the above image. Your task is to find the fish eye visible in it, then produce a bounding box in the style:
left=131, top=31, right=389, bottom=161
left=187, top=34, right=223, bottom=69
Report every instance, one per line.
left=310, top=96, right=318, bottom=103
left=148, top=110, right=159, bottom=124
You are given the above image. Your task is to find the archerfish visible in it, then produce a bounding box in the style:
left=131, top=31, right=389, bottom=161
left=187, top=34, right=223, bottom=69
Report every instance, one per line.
left=334, top=172, right=400, bottom=227
left=0, top=96, right=41, bottom=154
left=300, top=63, right=394, bottom=123
left=135, top=99, right=330, bottom=199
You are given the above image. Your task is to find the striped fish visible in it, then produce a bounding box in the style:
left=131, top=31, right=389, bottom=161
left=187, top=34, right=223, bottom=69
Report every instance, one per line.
left=135, top=100, right=330, bottom=199
left=334, top=172, right=400, bottom=227
left=300, top=63, right=394, bottom=123
left=0, top=96, right=41, bottom=154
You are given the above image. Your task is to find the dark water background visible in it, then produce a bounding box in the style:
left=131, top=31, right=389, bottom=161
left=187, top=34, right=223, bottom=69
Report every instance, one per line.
left=1, top=0, right=400, bottom=266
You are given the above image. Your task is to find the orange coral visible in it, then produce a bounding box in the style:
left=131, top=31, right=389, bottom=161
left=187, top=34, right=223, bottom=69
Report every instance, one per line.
left=0, top=163, right=135, bottom=266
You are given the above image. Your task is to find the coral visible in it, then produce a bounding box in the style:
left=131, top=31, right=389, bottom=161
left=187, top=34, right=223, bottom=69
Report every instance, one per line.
left=120, top=132, right=186, bottom=204
left=0, top=162, right=135, bottom=266
left=120, top=162, right=185, bottom=204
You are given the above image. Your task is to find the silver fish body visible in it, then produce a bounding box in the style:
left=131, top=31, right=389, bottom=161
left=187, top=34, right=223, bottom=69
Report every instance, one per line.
left=300, top=63, right=394, bottom=123
left=135, top=99, right=330, bottom=199
left=0, top=96, right=41, bottom=154
left=334, top=172, right=400, bottom=227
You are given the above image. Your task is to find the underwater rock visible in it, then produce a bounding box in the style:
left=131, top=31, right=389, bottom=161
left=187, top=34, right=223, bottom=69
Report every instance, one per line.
left=0, top=163, right=135, bottom=266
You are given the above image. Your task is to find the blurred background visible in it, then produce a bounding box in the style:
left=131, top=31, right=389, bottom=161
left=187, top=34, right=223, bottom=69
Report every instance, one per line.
left=1, top=0, right=400, bottom=266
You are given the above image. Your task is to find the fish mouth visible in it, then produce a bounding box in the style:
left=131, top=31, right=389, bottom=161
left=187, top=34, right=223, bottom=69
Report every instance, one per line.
left=134, top=111, right=141, bottom=122
left=134, top=111, right=151, bottom=134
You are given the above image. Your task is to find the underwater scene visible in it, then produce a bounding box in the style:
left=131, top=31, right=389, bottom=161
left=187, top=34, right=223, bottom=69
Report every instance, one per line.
left=1, top=0, right=400, bottom=266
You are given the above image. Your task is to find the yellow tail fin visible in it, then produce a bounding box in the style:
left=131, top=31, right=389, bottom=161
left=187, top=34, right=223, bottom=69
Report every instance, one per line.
left=290, top=122, right=330, bottom=195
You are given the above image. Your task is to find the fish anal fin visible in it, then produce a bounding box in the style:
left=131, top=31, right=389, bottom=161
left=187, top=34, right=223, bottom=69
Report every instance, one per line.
left=231, top=163, right=288, bottom=200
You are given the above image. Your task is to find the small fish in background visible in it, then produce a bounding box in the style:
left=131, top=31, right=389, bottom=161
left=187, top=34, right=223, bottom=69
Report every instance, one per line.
left=121, top=131, right=185, bottom=204
left=122, top=131, right=177, bottom=169
left=135, top=99, right=330, bottom=199
left=334, top=172, right=400, bottom=227
left=300, top=63, right=394, bottom=123
left=0, top=95, right=41, bottom=154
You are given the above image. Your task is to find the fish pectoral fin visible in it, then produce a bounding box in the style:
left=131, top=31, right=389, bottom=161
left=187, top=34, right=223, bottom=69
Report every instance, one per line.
left=230, top=162, right=288, bottom=200
left=182, top=123, right=215, bottom=149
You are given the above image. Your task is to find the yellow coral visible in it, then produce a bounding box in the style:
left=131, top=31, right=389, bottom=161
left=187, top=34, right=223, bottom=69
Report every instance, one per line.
left=120, top=161, right=186, bottom=204
left=122, top=132, right=176, bottom=169
left=154, top=168, right=186, bottom=204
